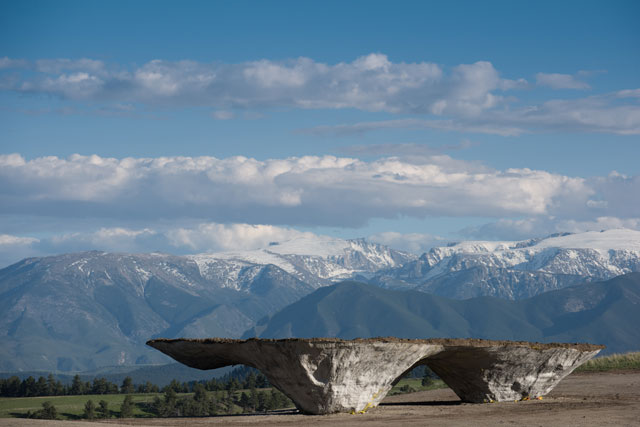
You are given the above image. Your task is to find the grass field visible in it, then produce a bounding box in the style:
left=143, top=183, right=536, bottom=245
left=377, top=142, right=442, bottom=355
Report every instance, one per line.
left=0, top=380, right=444, bottom=420
left=0, top=392, right=164, bottom=419
left=0, top=389, right=287, bottom=420
left=576, top=352, right=640, bottom=372
left=388, top=378, right=447, bottom=395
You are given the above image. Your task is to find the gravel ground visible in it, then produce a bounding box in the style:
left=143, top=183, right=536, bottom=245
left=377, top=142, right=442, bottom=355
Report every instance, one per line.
left=2, top=371, right=638, bottom=427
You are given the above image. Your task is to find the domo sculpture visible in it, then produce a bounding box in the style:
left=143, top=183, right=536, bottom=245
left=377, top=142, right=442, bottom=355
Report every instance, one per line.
left=147, top=337, right=602, bottom=415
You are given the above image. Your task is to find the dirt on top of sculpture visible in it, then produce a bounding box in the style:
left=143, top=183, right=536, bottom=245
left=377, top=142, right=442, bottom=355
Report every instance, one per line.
left=147, top=337, right=604, bottom=351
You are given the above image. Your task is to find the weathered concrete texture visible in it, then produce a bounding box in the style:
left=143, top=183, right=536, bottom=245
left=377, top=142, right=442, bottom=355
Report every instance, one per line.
left=148, top=338, right=443, bottom=414
left=422, top=345, right=601, bottom=402
left=147, top=338, right=602, bottom=414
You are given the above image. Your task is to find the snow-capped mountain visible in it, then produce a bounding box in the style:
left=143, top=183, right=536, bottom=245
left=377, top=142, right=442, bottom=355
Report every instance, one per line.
left=0, top=237, right=413, bottom=371
left=372, top=229, right=640, bottom=299
left=190, top=236, right=416, bottom=289
left=3, top=229, right=640, bottom=372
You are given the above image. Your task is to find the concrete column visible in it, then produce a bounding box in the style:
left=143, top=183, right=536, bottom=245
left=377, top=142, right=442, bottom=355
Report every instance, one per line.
left=423, top=344, right=602, bottom=402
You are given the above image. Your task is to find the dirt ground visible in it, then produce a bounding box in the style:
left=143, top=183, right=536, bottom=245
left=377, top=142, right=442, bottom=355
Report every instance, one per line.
left=3, top=371, right=639, bottom=427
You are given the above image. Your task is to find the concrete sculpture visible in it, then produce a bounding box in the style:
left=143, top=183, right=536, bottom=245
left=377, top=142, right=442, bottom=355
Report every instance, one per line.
left=147, top=337, right=602, bottom=415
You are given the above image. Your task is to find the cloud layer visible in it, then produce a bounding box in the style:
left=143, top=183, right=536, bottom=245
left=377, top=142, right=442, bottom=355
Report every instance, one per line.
left=3, top=153, right=624, bottom=228
left=0, top=223, right=315, bottom=268
left=3, top=54, right=638, bottom=135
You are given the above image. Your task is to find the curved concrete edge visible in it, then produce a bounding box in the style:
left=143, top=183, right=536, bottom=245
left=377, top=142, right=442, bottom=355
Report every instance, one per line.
left=148, top=339, right=444, bottom=414
left=146, top=338, right=603, bottom=414
left=422, top=345, right=602, bottom=402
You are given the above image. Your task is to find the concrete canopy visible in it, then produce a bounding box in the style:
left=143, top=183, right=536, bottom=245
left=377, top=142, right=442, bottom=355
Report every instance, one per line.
left=147, top=337, right=603, bottom=415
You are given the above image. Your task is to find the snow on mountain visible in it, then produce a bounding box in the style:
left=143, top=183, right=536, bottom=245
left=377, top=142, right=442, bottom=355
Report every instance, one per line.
left=373, top=229, right=640, bottom=299
left=0, top=236, right=415, bottom=371
left=189, top=237, right=416, bottom=288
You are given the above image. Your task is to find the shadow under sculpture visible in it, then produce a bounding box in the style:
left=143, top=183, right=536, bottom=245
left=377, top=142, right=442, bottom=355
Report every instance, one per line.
left=146, top=337, right=602, bottom=415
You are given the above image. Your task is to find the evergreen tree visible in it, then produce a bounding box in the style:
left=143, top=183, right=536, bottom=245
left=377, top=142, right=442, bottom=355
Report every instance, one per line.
left=21, top=376, right=36, bottom=397
left=46, top=374, right=56, bottom=396
left=92, top=377, right=108, bottom=394
left=249, top=388, right=259, bottom=411
left=83, top=399, right=96, bottom=420
left=120, top=395, right=135, bottom=418
left=257, top=390, right=268, bottom=412
left=40, top=401, right=58, bottom=419
left=245, top=372, right=257, bottom=389
left=239, top=392, right=251, bottom=412
left=121, top=376, right=134, bottom=394
left=194, top=383, right=207, bottom=402
left=256, top=373, right=269, bottom=388
left=3, top=376, right=20, bottom=397
left=421, top=375, right=433, bottom=387
left=54, top=380, right=65, bottom=396
left=98, top=400, right=110, bottom=418
left=71, top=375, right=84, bottom=395
left=35, top=376, right=48, bottom=396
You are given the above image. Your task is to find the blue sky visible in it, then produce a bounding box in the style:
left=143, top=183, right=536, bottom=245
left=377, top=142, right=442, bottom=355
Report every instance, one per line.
left=0, top=0, right=639, bottom=266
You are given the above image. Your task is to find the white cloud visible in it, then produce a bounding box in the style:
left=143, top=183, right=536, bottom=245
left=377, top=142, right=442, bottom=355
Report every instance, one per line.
left=304, top=90, right=640, bottom=136
left=1, top=153, right=614, bottom=229
left=462, top=216, right=640, bottom=241
left=211, top=110, right=235, bottom=120
left=0, top=224, right=320, bottom=267
left=3, top=55, right=638, bottom=135
left=0, top=234, right=41, bottom=268
left=166, top=223, right=315, bottom=252
left=367, top=231, right=446, bottom=253
left=536, top=72, right=590, bottom=90
left=0, top=54, right=515, bottom=116
left=0, top=234, right=39, bottom=246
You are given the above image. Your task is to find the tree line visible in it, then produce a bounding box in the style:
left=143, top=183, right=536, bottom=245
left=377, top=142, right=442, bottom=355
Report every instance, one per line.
left=21, top=373, right=292, bottom=420
left=0, top=366, right=271, bottom=398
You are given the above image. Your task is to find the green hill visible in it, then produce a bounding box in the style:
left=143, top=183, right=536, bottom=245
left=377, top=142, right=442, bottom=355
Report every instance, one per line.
left=245, top=273, right=640, bottom=354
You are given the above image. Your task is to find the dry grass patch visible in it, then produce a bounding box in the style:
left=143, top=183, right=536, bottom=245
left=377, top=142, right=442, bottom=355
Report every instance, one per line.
left=576, top=352, right=640, bottom=372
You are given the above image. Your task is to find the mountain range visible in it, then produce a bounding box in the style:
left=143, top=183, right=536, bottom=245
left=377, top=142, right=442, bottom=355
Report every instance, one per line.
left=0, top=238, right=410, bottom=371
left=246, top=273, right=640, bottom=355
left=1, top=229, right=639, bottom=372
left=373, top=229, right=640, bottom=299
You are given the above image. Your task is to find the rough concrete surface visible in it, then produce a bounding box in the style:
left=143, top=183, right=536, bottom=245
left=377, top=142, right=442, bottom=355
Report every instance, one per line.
left=2, top=371, right=638, bottom=427
left=147, top=338, right=602, bottom=414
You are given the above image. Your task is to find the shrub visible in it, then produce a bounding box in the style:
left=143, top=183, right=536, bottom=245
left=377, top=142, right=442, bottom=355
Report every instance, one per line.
left=83, top=399, right=96, bottom=420
left=120, top=395, right=135, bottom=418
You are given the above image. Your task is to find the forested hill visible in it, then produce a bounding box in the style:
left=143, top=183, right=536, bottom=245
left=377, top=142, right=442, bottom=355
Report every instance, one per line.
left=245, top=273, right=640, bottom=354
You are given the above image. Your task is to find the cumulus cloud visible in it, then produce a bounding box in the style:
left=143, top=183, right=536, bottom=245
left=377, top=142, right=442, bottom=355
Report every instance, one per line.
left=536, top=72, right=590, bottom=90
left=48, top=227, right=159, bottom=253
left=166, top=223, right=315, bottom=252
left=1, top=54, right=520, bottom=116
left=367, top=231, right=446, bottom=253
left=3, top=54, right=638, bottom=135
left=462, top=216, right=640, bottom=241
left=0, top=153, right=606, bottom=228
left=0, top=234, right=41, bottom=268
left=0, top=223, right=321, bottom=267
left=304, top=91, right=640, bottom=136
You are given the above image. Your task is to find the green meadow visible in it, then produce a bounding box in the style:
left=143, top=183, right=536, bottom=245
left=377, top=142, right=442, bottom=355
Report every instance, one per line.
left=0, top=392, right=163, bottom=419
